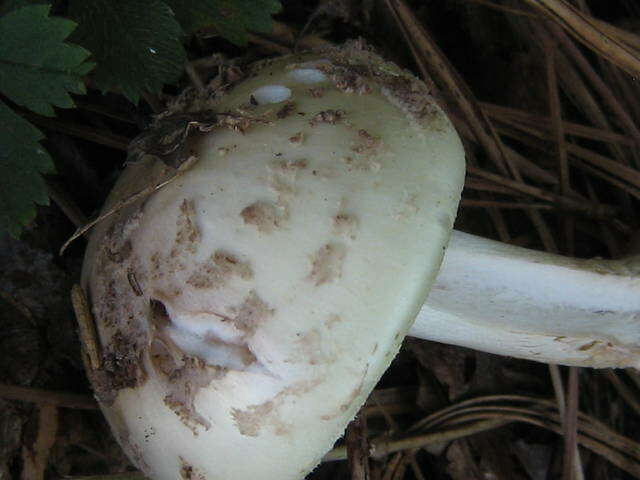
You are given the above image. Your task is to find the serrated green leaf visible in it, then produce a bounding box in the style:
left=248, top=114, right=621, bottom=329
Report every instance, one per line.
left=167, top=0, right=281, bottom=46
left=0, top=4, right=93, bottom=116
left=0, top=101, right=54, bottom=238
left=69, top=0, right=186, bottom=103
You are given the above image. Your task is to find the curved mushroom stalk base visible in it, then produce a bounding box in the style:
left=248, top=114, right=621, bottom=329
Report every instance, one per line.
left=410, top=231, right=640, bottom=369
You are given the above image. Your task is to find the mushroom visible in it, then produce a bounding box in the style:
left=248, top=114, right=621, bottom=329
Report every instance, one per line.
left=80, top=46, right=465, bottom=480
left=77, top=45, right=639, bottom=480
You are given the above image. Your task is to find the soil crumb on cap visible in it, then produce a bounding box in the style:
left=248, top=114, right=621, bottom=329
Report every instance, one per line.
left=309, top=243, right=346, bottom=286
left=231, top=381, right=319, bottom=437
left=310, top=109, right=344, bottom=126
left=241, top=201, right=284, bottom=233
left=91, top=329, right=148, bottom=405
left=232, top=400, right=277, bottom=437
left=179, top=456, right=206, bottom=480
left=343, top=129, right=383, bottom=172
left=332, top=70, right=372, bottom=95
left=289, top=132, right=304, bottom=145
left=162, top=355, right=225, bottom=434
left=276, top=101, right=296, bottom=119
left=148, top=299, right=261, bottom=435
left=269, top=158, right=308, bottom=179
left=333, top=213, right=358, bottom=239
left=186, top=250, right=253, bottom=289
left=171, top=199, right=200, bottom=257
left=229, top=290, right=275, bottom=336
left=308, top=87, right=325, bottom=98
left=320, top=365, right=368, bottom=421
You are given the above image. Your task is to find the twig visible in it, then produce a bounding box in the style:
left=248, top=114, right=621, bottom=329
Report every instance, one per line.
left=384, top=0, right=515, bottom=179
left=571, top=158, right=640, bottom=201
left=382, top=452, right=407, bottom=480
left=467, top=166, right=617, bottom=220
left=491, top=121, right=640, bottom=201
left=439, top=410, right=640, bottom=476
left=75, top=102, right=137, bottom=125
left=481, top=102, right=637, bottom=146
left=460, top=199, right=553, bottom=210
left=465, top=177, right=523, bottom=195
left=346, top=416, right=370, bottom=480
left=409, top=454, right=427, bottom=480
left=21, top=405, right=59, bottom=480
left=567, top=143, right=640, bottom=189
left=562, top=367, right=585, bottom=480
left=543, top=32, right=573, bottom=253
left=627, top=370, right=640, bottom=391
left=324, top=418, right=510, bottom=462
left=604, top=370, right=640, bottom=417
left=71, top=285, right=102, bottom=371
left=59, top=172, right=178, bottom=255
left=184, top=62, right=206, bottom=91
left=141, top=92, right=164, bottom=114
left=451, top=113, right=558, bottom=184
left=248, top=32, right=292, bottom=55
left=0, top=383, right=97, bottom=410
left=407, top=394, right=640, bottom=474
left=552, top=24, right=640, bottom=167
left=22, top=112, right=130, bottom=151
left=522, top=0, right=640, bottom=77
left=46, top=180, right=89, bottom=229
left=466, top=0, right=543, bottom=18
left=63, top=474, right=146, bottom=480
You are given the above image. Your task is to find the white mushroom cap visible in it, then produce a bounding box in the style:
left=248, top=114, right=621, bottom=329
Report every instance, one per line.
left=81, top=47, right=465, bottom=480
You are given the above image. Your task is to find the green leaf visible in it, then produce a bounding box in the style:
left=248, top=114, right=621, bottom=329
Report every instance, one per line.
left=0, top=101, right=54, bottom=238
left=69, top=0, right=186, bottom=103
left=167, top=0, right=281, bottom=46
left=0, top=4, right=93, bottom=116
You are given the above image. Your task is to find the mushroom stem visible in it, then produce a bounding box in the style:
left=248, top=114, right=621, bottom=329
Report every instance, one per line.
left=410, top=230, right=640, bottom=368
